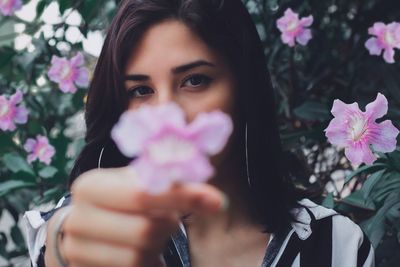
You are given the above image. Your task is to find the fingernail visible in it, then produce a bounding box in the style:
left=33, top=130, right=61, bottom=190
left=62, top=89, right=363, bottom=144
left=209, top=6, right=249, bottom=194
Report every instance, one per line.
left=200, top=192, right=229, bottom=213
left=220, top=193, right=229, bottom=212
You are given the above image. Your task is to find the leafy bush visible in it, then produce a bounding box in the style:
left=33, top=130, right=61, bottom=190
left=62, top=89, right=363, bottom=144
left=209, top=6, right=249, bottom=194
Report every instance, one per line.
left=0, top=0, right=399, bottom=266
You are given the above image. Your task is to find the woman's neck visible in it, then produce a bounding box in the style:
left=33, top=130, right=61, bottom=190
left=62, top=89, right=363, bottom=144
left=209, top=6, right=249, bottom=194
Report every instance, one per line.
left=179, top=131, right=271, bottom=266
left=182, top=164, right=270, bottom=266
left=182, top=144, right=263, bottom=237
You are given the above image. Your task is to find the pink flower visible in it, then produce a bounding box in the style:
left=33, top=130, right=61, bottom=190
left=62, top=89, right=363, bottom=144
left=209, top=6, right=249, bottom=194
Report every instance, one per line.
left=0, top=90, right=28, bottom=131
left=111, top=103, right=233, bottom=194
left=325, top=93, right=399, bottom=165
left=47, top=52, right=89, bottom=94
left=0, top=0, right=22, bottom=16
left=24, top=135, right=56, bottom=165
left=365, top=22, right=400, bottom=63
left=276, top=8, right=314, bottom=47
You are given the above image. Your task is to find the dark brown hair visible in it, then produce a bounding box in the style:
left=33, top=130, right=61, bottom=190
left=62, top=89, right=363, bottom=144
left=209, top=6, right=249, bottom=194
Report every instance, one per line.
left=69, top=0, right=302, bottom=233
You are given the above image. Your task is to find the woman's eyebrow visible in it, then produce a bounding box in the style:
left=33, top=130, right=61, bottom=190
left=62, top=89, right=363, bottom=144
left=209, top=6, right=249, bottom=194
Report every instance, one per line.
left=124, top=60, right=216, bottom=81
left=172, top=60, right=216, bottom=74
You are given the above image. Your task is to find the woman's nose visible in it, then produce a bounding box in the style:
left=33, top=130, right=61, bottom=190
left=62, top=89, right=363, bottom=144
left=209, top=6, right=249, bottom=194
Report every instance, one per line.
left=156, top=86, right=176, bottom=105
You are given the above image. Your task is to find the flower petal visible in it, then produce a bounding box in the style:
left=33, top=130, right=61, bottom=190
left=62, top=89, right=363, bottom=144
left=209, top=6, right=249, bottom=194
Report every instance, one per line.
left=324, top=118, right=349, bottom=147
left=365, top=92, right=388, bottom=120
left=155, top=103, right=186, bottom=128
left=383, top=48, right=395, bottom=63
left=284, top=8, right=297, bottom=20
left=188, top=111, right=233, bottom=155
left=75, top=68, right=89, bottom=87
left=37, top=135, right=49, bottom=144
left=368, top=22, right=386, bottom=36
left=10, top=90, right=23, bottom=104
left=111, top=110, right=153, bottom=157
left=180, top=154, right=214, bottom=183
left=70, top=52, right=84, bottom=67
left=14, top=106, right=29, bottom=124
left=39, top=146, right=55, bottom=165
left=365, top=38, right=383, bottom=56
left=331, top=99, right=361, bottom=119
left=59, top=82, right=78, bottom=94
left=0, top=0, right=22, bottom=16
left=300, top=15, right=313, bottom=27
left=345, top=141, right=376, bottom=165
left=27, top=154, right=37, bottom=164
left=369, top=120, right=399, bottom=153
left=276, top=8, right=298, bottom=30
left=281, top=34, right=296, bottom=47
left=48, top=68, right=62, bottom=83
left=131, top=158, right=172, bottom=194
left=296, top=29, right=312, bottom=46
left=0, top=119, right=15, bottom=131
left=24, top=139, right=36, bottom=152
left=50, top=55, right=63, bottom=65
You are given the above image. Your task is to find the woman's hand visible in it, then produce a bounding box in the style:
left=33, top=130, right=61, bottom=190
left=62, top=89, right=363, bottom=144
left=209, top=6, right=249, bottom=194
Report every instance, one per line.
left=57, top=166, right=225, bottom=267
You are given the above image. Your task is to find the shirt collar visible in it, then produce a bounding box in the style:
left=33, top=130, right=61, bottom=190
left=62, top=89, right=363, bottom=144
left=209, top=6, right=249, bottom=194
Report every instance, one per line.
left=290, top=198, right=337, bottom=240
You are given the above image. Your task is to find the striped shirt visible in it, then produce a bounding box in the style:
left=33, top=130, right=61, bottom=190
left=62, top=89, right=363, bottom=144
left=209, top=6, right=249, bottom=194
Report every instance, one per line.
left=23, top=195, right=375, bottom=267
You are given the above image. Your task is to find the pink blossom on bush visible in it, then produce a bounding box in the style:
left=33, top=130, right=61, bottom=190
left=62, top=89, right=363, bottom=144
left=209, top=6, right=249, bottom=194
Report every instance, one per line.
left=0, top=0, right=22, bottom=16
left=24, top=135, right=56, bottom=165
left=365, top=22, right=400, bottom=63
left=325, top=93, right=399, bottom=165
left=111, top=102, right=233, bottom=194
left=276, top=8, right=314, bottom=47
left=0, top=90, right=28, bottom=131
left=47, top=52, right=89, bottom=94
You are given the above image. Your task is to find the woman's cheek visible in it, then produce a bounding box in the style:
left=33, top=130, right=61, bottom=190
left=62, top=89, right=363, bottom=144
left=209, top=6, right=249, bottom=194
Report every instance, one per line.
left=182, top=86, right=234, bottom=123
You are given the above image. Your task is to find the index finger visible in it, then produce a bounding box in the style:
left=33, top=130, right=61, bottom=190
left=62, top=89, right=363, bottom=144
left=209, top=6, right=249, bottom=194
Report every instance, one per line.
left=71, top=167, right=227, bottom=215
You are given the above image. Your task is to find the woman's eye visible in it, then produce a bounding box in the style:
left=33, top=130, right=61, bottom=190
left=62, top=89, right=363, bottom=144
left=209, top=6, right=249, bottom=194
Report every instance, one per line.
left=182, top=74, right=212, bottom=88
left=127, top=86, right=154, bottom=98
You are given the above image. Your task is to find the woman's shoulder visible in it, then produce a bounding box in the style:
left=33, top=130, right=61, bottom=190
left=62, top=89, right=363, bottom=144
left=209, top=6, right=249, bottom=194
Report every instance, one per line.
left=291, top=198, right=370, bottom=243
left=278, top=198, right=375, bottom=266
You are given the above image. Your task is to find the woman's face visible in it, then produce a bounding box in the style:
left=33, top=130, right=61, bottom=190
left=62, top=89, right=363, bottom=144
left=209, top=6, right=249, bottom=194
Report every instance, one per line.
left=124, top=19, right=236, bottom=123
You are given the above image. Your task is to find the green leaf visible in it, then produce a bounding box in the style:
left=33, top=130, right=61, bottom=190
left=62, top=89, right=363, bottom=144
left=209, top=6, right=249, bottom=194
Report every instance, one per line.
left=0, top=232, right=8, bottom=259
left=34, top=186, right=65, bottom=205
left=342, top=190, right=375, bottom=210
left=371, top=176, right=400, bottom=205
left=0, top=232, right=7, bottom=246
left=7, top=247, right=28, bottom=258
left=79, top=0, right=100, bottom=23
left=9, top=171, right=36, bottom=183
left=386, top=202, right=400, bottom=225
left=280, top=125, right=326, bottom=150
left=27, top=120, right=44, bottom=135
left=35, top=0, right=47, bottom=18
left=293, top=101, right=331, bottom=122
left=72, top=89, right=87, bottom=109
left=10, top=226, right=25, bottom=249
left=2, top=153, right=35, bottom=175
left=360, top=192, right=400, bottom=248
left=322, top=192, right=334, bottom=209
left=0, top=180, right=36, bottom=197
left=345, top=163, right=388, bottom=184
left=0, top=46, right=16, bottom=70
left=361, top=169, right=387, bottom=199
left=59, top=0, right=73, bottom=14
left=38, top=166, right=58, bottom=179
left=16, top=50, right=41, bottom=71
left=0, top=132, right=16, bottom=154
left=387, top=150, right=400, bottom=171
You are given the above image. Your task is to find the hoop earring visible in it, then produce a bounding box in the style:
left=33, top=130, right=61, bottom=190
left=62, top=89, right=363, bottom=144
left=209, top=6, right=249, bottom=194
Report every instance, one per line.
left=98, top=146, right=105, bottom=169
left=245, top=123, right=252, bottom=188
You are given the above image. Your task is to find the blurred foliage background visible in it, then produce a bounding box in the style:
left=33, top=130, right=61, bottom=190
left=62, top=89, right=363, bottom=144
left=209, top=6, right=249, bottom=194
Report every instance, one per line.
left=0, top=0, right=399, bottom=266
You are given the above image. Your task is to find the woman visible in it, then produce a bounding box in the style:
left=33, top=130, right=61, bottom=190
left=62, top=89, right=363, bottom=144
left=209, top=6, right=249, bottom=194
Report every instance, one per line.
left=24, top=0, right=375, bottom=266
